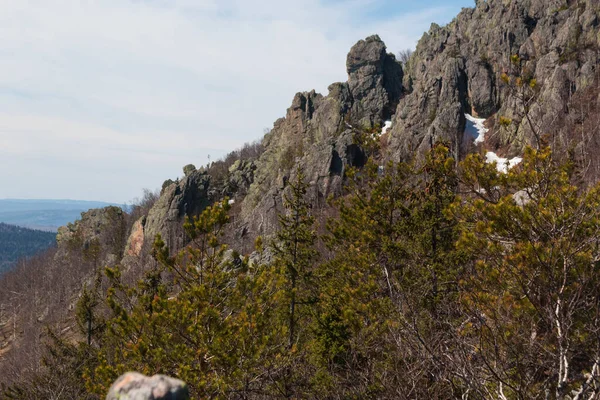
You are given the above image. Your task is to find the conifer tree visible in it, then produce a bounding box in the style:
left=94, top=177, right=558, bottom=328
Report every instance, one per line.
left=269, top=167, right=318, bottom=397
left=456, top=146, right=600, bottom=398
left=272, top=167, right=317, bottom=350
left=75, top=273, right=104, bottom=346
left=86, top=200, right=283, bottom=398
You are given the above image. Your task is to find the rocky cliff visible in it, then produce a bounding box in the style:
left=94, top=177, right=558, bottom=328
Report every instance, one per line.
left=123, top=35, right=404, bottom=253
left=128, top=0, right=600, bottom=256
left=4, top=0, right=600, bottom=394
left=389, top=0, right=600, bottom=162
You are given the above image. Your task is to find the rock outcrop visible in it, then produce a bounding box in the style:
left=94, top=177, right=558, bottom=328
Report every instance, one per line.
left=223, top=159, right=257, bottom=198
left=56, top=206, right=127, bottom=265
left=239, top=35, right=403, bottom=240
left=143, top=170, right=211, bottom=250
left=389, top=0, right=600, bottom=161
left=347, top=35, right=404, bottom=127
left=57, top=2, right=600, bottom=260
left=106, top=372, right=189, bottom=400
left=125, top=216, right=145, bottom=257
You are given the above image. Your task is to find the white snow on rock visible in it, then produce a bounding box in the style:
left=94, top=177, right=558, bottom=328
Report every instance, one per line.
left=464, top=114, right=488, bottom=144
left=381, top=120, right=392, bottom=135
left=485, top=152, right=523, bottom=173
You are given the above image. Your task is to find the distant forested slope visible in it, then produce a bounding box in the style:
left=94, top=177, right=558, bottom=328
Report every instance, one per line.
left=0, top=223, right=56, bottom=274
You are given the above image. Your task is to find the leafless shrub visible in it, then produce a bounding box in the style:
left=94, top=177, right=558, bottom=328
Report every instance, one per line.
left=397, top=48, right=413, bottom=65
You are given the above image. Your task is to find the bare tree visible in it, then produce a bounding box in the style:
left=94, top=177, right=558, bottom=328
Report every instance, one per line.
left=397, top=48, right=414, bottom=65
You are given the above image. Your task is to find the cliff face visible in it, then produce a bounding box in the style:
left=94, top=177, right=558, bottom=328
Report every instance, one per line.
left=228, top=35, right=404, bottom=244
left=143, top=170, right=211, bottom=251
left=4, top=0, right=600, bottom=389
left=125, top=0, right=600, bottom=253
left=389, top=0, right=600, bottom=161
left=56, top=206, right=127, bottom=266
left=129, top=35, right=403, bottom=252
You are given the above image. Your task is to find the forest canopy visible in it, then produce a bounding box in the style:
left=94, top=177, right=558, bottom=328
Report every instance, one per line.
left=4, top=144, right=600, bottom=399
left=0, top=223, right=56, bottom=274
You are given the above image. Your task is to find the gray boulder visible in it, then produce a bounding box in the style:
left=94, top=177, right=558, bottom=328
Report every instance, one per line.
left=106, top=372, right=189, bottom=400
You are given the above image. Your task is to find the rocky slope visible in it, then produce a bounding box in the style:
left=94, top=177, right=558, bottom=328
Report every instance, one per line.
left=122, top=0, right=600, bottom=257
left=389, top=0, right=600, bottom=162
left=2, top=0, right=600, bottom=388
left=125, top=35, right=404, bottom=254
left=128, top=0, right=600, bottom=257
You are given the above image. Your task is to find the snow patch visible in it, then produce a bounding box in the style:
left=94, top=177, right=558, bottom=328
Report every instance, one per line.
left=513, top=190, right=530, bottom=206
left=464, top=114, right=488, bottom=144
left=381, top=120, right=392, bottom=135
left=485, top=152, right=523, bottom=173
left=228, top=199, right=235, bottom=205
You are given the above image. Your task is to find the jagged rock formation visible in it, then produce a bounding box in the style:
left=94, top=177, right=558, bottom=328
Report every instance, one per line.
left=56, top=206, right=127, bottom=265
left=223, top=159, right=257, bottom=198
left=43, top=1, right=600, bottom=280
left=239, top=35, right=403, bottom=239
left=131, top=0, right=600, bottom=250
left=106, top=372, right=189, bottom=400
left=347, top=35, right=403, bottom=126
left=388, top=0, right=600, bottom=161
left=143, top=170, right=211, bottom=250
left=127, top=35, right=403, bottom=253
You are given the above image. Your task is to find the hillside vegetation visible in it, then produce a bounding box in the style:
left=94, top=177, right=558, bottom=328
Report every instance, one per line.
left=2, top=0, right=600, bottom=398
left=0, top=223, right=56, bottom=274
left=5, top=144, right=600, bottom=399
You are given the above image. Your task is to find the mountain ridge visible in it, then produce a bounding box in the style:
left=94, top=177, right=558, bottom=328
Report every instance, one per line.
left=2, top=0, right=600, bottom=397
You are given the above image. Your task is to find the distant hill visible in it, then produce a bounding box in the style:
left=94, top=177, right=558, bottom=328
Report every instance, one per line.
left=0, top=223, right=56, bottom=274
left=0, top=199, right=125, bottom=231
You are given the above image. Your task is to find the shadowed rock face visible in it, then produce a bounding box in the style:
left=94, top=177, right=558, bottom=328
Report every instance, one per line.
left=347, top=35, right=404, bottom=126
left=106, top=372, right=189, bottom=400
left=143, top=170, right=211, bottom=251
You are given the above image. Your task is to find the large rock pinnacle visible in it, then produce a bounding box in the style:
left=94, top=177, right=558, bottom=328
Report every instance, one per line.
left=346, top=35, right=403, bottom=127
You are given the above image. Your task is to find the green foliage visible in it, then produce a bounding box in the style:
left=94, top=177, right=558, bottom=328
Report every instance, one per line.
left=17, top=143, right=600, bottom=399
left=499, top=115, right=512, bottom=128
left=310, top=144, right=465, bottom=397
left=75, top=274, right=105, bottom=346
left=85, top=200, right=289, bottom=398
left=268, top=167, right=319, bottom=396
left=456, top=146, right=600, bottom=397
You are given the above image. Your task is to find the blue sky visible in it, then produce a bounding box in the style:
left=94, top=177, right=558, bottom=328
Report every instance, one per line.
left=0, top=0, right=473, bottom=203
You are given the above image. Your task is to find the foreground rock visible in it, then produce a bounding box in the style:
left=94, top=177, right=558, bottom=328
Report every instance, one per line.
left=106, top=372, right=189, bottom=400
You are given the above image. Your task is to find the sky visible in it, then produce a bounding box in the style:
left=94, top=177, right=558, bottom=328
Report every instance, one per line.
left=0, top=0, right=472, bottom=203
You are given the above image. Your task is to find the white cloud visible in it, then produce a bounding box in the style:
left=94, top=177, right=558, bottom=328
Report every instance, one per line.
left=0, top=0, right=466, bottom=202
